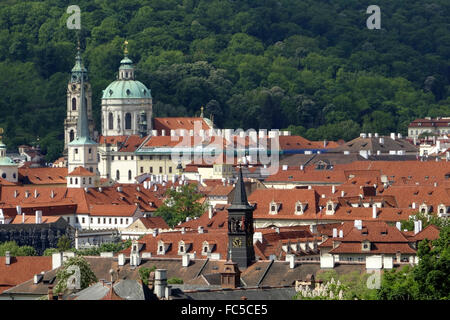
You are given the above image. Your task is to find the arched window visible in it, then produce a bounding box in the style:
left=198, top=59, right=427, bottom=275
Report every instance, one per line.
left=116, top=170, right=120, bottom=180
left=84, top=97, right=88, bottom=109
left=69, top=130, right=75, bottom=142
left=75, top=178, right=78, bottom=184
left=108, top=113, right=114, bottom=130
left=70, top=178, right=73, bottom=184
left=125, top=113, right=132, bottom=130
left=128, top=170, right=132, bottom=180
left=89, top=177, right=92, bottom=184
left=72, top=98, right=76, bottom=111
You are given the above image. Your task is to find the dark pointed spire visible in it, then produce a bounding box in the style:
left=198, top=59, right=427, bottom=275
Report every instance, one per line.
left=230, top=167, right=252, bottom=209
left=69, top=44, right=95, bottom=146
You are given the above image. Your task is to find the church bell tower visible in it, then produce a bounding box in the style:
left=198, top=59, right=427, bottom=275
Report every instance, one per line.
left=64, top=43, right=94, bottom=153
left=227, top=167, right=255, bottom=269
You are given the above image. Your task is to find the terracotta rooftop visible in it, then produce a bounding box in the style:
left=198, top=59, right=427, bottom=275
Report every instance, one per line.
left=0, top=256, right=52, bottom=294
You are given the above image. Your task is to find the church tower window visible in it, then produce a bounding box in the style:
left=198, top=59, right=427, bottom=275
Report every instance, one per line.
left=125, top=113, right=132, bottom=130
left=108, top=113, right=114, bottom=130
left=72, top=98, right=77, bottom=111
left=128, top=170, right=132, bottom=180
left=69, top=130, right=74, bottom=142
left=116, top=170, right=120, bottom=180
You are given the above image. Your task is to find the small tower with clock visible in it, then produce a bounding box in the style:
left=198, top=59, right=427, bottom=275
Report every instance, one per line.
left=64, top=43, right=95, bottom=153
left=227, top=167, right=255, bottom=269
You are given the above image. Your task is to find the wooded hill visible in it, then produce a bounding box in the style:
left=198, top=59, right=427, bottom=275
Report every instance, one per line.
left=0, top=0, right=449, bottom=161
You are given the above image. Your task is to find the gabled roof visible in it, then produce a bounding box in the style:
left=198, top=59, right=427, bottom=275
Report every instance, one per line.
left=67, top=166, right=95, bottom=177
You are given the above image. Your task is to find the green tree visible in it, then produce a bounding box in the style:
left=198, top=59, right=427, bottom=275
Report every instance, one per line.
left=0, top=241, right=37, bottom=256
left=57, top=235, right=72, bottom=252
left=138, top=266, right=157, bottom=285
left=54, top=256, right=98, bottom=295
left=154, top=183, right=206, bottom=227
left=376, top=225, right=450, bottom=300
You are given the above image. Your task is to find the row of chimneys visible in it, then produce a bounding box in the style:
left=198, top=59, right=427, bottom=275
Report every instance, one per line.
left=14, top=206, right=42, bottom=224
left=359, top=133, right=403, bottom=140
left=153, top=128, right=291, bottom=139
left=13, top=189, right=56, bottom=199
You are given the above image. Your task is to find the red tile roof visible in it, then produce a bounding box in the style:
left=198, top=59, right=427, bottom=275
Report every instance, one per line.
left=153, top=117, right=211, bottom=133
left=0, top=256, right=52, bottom=294
left=18, top=167, right=68, bottom=184
left=68, top=166, right=96, bottom=177
left=138, top=217, right=169, bottom=230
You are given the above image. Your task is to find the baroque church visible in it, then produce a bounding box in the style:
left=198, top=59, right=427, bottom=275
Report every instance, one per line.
left=64, top=41, right=152, bottom=153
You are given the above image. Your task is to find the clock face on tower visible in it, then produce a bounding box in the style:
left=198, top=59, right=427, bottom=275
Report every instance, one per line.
left=232, top=237, right=242, bottom=248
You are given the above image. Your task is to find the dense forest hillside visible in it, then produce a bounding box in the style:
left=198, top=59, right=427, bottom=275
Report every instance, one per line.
left=0, top=0, right=449, bottom=161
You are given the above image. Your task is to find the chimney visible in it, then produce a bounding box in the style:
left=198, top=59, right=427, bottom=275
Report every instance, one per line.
left=396, top=221, right=402, bottom=231
left=309, top=224, right=317, bottom=234
left=341, top=190, right=345, bottom=197
left=5, top=251, right=11, bottom=265
left=50, top=190, right=55, bottom=199
left=48, top=285, right=54, bottom=301
left=414, top=220, right=423, bottom=235
left=339, top=230, right=343, bottom=238
left=52, top=252, right=63, bottom=270
left=332, top=228, right=338, bottom=238
left=35, top=210, right=42, bottom=224
left=372, top=205, right=377, bottom=219
left=390, top=133, right=396, bottom=140
left=332, top=185, right=336, bottom=194
left=182, top=254, right=190, bottom=267
left=152, top=228, right=159, bottom=237
left=154, top=269, right=167, bottom=299
left=16, top=205, right=22, bottom=215
left=354, top=220, right=362, bottom=230
left=412, top=202, right=416, bottom=209
left=181, top=227, right=185, bottom=234
left=208, top=206, right=213, bottom=219
left=286, top=254, right=295, bottom=269
left=118, top=253, right=125, bottom=266
left=22, top=212, right=25, bottom=224
left=198, top=226, right=204, bottom=234
left=275, top=227, right=280, bottom=234
left=165, top=286, right=171, bottom=300
left=34, top=189, right=38, bottom=198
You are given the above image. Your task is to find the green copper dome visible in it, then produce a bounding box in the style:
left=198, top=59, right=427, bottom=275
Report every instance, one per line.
left=102, top=80, right=152, bottom=99
left=0, top=156, right=16, bottom=166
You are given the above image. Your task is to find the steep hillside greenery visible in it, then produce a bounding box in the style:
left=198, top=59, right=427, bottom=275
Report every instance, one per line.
left=0, top=0, right=449, bottom=161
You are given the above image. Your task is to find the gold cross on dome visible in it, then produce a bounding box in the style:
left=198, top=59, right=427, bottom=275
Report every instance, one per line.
left=124, top=40, right=129, bottom=56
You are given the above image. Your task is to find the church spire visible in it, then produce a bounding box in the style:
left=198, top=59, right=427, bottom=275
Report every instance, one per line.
left=230, top=166, right=250, bottom=208
left=71, top=40, right=88, bottom=83
left=119, top=40, right=134, bottom=80
left=69, top=44, right=95, bottom=145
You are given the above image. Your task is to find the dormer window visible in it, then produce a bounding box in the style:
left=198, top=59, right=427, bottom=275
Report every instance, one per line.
left=419, top=203, right=430, bottom=215
left=157, top=240, right=170, bottom=255
left=325, top=200, right=336, bottom=215
left=295, top=201, right=306, bottom=215
left=269, top=201, right=280, bottom=215
left=362, top=241, right=371, bottom=252
left=178, top=241, right=185, bottom=254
